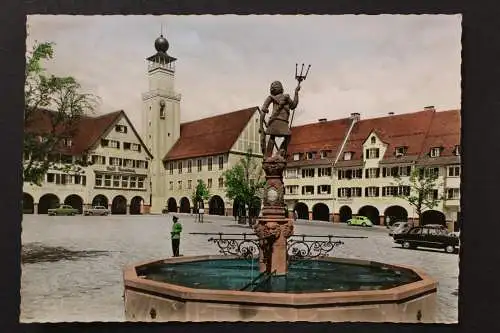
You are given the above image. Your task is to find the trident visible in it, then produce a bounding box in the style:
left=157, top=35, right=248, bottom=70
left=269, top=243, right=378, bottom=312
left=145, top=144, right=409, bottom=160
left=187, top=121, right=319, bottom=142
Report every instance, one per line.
left=289, top=63, right=311, bottom=129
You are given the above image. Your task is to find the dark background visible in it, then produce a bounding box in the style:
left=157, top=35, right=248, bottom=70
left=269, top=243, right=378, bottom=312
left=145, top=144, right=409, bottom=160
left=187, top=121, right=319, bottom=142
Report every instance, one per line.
left=0, top=0, right=494, bottom=332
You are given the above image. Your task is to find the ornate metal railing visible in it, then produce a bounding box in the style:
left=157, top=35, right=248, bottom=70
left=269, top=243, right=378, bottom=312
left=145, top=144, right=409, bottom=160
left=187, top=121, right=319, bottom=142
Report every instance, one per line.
left=190, top=232, right=366, bottom=260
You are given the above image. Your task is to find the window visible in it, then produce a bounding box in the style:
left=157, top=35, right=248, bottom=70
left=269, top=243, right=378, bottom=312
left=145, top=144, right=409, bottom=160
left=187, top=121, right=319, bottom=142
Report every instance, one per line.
left=293, top=153, right=300, bottom=161
left=383, top=166, right=412, bottom=177
left=448, top=166, right=460, bottom=177
left=425, top=167, right=440, bottom=178
left=101, top=139, right=109, bottom=147
left=338, top=169, right=362, bottom=180
left=177, top=161, right=183, bottom=174
left=454, top=145, right=461, bottom=156
left=91, top=155, right=106, bottom=165
left=351, top=187, right=362, bottom=197
left=365, top=148, right=380, bottom=159
left=338, top=188, right=351, bottom=198
left=95, top=174, right=103, bottom=186
left=74, top=175, right=85, bottom=185
left=343, top=152, right=352, bottom=160
left=115, top=125, right=127, bottom=133
left=207, top=178, right=213, bottom=188
left=197, top=159, right=202, bottom=172
left=131, top=143, right=141, bottom=152
left=285, top=185, right=299, bottom=195
left=113, top=175, right=120, bottom=187
left=188, top=180, right=192, bottom=189
left=409, top=228, right=422, bottom=235
left=426, top=189, right=439, bottom=200
left=208, top=157, right=213, bottom=171
left=319, top=151, right=327, bottom=159
left=219, top=156, right=224, bottom=170
left=370, top=136, right=376, bottom=144
left=109, top=157, right=122, bottom=166
left=430, top=147, right=441, bottom=157
left=317, top=185, right=331, bottom=194
left=447, top=188, right=460, bottom=199
left=63, top=138, right=72, bottom=147
left=169, top=181, right=173, bottom=190
left=302, top=168, right=315, bottom=178
left=286, top=169, right=298, bottom=178
left=47, top=173, right=55, bottom=183
left=130, top=177, right=137, bottom=188
left=305, top=152, right=314, bottom=160
left=178, top=180, right=182, bottom=190
left=187, top=160, right=192, bottom=173
left=382, top=186, right=410, bottom=197
left=365, top=168, right=380, bottom=179
left=395, top=146, right=407, bottom=156
left=124, top=142, right=131, bottom=150
left=169, top=162, right=174, bottom=175
left=138, top=177, right=145, bottom=189
left=109, top=140, right=120, bottom=149
left=317, top=167, right=332, bottom=177
left=121, top=176, right=129, bottom=188
left=160, top=107, right=165, bottom=119
left=365, top=187, right=380, bottom=197
left=218, top=177, right=224, bottom=188
left=302, top=185, right=314, bottom=195
left=123, top=159, right=133, bottom=168
left=104, top=175, right=111, bottom=187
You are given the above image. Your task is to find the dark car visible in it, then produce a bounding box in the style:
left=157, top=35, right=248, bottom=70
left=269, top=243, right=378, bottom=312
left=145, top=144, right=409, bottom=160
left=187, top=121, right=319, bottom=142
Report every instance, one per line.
left=393, top=224, right=459, bottom=254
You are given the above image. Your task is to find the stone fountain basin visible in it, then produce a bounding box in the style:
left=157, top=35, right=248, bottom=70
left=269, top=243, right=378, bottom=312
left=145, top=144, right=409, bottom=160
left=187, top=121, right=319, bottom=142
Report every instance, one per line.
left=123, top=255, right=437, bottom=322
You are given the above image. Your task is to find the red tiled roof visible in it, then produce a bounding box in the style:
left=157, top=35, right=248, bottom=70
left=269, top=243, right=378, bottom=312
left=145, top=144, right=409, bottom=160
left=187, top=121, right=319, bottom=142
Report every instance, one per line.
left=163, top=107, right=258, bottom=161
left=287, top=118, right=352, bottom=161
left=25, top=109, right=153, bottom=158
left=419, top=110, right=461, bottom=158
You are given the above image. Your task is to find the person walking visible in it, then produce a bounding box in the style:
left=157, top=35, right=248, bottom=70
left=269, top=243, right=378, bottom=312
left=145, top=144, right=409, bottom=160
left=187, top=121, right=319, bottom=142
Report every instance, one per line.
left=171, top=215, right=182, bottom=257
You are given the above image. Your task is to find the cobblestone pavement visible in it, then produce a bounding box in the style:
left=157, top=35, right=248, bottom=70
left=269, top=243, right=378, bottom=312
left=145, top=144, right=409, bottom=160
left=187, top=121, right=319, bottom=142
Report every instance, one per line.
left=20, top=214, right=458, bottom=323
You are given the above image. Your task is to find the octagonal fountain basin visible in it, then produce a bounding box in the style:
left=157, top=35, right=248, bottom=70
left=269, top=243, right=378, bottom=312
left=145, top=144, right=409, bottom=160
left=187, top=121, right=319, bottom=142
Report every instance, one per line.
left=123, top=255, right=437, bottom=322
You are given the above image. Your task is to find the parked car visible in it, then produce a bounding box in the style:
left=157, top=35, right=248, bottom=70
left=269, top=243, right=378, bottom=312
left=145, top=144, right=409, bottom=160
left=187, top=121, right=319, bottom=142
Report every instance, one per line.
left=393, top=224, right=459, bottom=254
left=83, top=205, right=110, bottom=216
left=47, top=204, right=79, bottom=216
left=389, top=221, right=413, bottom=236
left=347, top=216, right=373, bottom=227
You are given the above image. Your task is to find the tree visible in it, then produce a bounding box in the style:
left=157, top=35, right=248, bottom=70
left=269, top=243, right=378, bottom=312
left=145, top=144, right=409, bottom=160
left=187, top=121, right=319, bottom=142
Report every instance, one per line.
left=223, top=149, right=266, bottom=225
left=191, top=179, right=210, bottom=213
left=393, top=167, right=444, bottom=225
left=24, top=41, right=100, bottom=186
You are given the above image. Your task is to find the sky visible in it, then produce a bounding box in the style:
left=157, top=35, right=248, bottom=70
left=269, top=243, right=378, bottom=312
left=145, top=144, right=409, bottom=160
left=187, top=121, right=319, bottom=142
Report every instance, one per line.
left=26, top=15, right=462, bottom=132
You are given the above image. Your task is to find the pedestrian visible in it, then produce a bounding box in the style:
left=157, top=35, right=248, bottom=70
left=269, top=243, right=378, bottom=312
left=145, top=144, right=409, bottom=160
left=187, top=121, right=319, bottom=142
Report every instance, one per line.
left=171, top=215, right=182, bottom=257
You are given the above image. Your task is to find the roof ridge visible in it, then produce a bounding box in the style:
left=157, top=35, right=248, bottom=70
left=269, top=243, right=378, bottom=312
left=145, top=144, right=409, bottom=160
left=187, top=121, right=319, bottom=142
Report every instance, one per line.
left=180, top=106, right=258, bottom=126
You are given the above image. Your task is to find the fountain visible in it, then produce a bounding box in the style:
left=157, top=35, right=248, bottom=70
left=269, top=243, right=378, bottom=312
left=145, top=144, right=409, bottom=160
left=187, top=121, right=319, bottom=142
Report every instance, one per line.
left=123, top=65, right=437, bottom=322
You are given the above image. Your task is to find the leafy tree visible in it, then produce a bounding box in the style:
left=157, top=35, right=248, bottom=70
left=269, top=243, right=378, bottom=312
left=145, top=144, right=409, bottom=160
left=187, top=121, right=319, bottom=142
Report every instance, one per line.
left=223, top=149, right=266, bottom=224
left=393, top=167, right=444, bottom=225
left=24, top=41, right=99, bottom=186
left=191, top=179, right=210, bottom=212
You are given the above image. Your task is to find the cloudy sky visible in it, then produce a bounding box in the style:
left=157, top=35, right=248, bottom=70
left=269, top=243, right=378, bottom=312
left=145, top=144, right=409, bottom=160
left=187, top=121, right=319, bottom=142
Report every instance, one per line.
left=27, top=15, right=461, bottom=132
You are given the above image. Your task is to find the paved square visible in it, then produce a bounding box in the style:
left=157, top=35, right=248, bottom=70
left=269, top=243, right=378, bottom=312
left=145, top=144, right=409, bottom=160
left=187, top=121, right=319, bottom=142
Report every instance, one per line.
left=20, top=214, right=458, bottom=323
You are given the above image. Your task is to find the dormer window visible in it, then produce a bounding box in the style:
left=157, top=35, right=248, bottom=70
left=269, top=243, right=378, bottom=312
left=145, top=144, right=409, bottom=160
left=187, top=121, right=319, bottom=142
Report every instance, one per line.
left=430, top=147, right=441, bottom=158
left=305, top=152, right=314, bottom=160
left=454, top=145, right=461, bottom=156
left=365, top=148, right=380, bottom=159
left=115, top=125, right=127, bottom=133
left=395, top=146, right=407, bottom=157
left=370, top=136, right=376, bottom=144
left=319, top=151, right=326, bottom=159
left=343, top=152, right=352, bottom=161
left=293, top=153, right=300, bottom=161
left=63, top=138, right=72, bottom=147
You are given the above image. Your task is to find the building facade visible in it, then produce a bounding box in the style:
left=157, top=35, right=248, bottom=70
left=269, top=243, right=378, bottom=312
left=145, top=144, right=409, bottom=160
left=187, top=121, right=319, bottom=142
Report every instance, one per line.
left=23, top=110, right=153, bottom=215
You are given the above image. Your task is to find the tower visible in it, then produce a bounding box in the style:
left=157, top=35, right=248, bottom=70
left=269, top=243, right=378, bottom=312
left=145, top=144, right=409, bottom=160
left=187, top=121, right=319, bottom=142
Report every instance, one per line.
left=142, top=33, right=181, bottom=214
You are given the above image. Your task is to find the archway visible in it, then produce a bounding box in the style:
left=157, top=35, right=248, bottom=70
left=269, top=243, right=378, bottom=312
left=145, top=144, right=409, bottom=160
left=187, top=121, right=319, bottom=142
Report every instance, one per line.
left=167, top=197, right=177, bottom=213
left=339, top=205, right=352, bottom=223
left=92, top=194, right=108, bottom=208
left=358, top=205, right=380, bottom=225
left=209, top=195, right=225, bottom=215
left=179, top=197, right=191, bottom=213
left=312, top=203, right=330, bottom=222
left=294, top=202, right=309, bottom=220
left=421, top=210, right=446, bottom=226
left=23, top=193, right=34, bottom=214
left=111, top=195, right=127, bottom=215
left=130, top=196, right=143, bottom=215
left=38, top=194, right=60, bottom=214
left=64, top=194, right=83, bottom=214
left=384, top=205, right=408, bottom=226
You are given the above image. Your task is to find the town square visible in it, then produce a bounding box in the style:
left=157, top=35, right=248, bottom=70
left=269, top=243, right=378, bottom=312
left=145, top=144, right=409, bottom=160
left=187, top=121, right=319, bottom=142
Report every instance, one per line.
left=21, top=14, right=461, bottom=322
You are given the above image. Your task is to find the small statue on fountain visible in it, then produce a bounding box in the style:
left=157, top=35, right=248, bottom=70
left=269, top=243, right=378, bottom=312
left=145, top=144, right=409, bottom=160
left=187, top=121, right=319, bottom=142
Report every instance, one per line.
left=259, top=64, right=310, bottom=159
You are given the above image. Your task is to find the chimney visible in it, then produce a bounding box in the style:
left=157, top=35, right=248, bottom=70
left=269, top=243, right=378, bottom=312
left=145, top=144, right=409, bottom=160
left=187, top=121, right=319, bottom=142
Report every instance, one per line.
left=388, top=112, right=395, bottom=116
left=350, top=112, right=360, bottom=122
left=318, top=118, right=327, bottom=123
left=424, top=105, right=435, bottom=111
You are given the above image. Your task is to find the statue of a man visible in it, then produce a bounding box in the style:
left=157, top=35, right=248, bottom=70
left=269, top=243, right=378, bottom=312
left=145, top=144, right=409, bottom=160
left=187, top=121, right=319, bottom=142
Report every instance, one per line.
left=259, top=81, right=300, bottom=158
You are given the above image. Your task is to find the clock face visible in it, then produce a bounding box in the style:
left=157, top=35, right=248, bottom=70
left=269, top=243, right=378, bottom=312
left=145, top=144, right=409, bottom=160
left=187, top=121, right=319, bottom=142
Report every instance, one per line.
left=267, top=188, right=279, bottom=203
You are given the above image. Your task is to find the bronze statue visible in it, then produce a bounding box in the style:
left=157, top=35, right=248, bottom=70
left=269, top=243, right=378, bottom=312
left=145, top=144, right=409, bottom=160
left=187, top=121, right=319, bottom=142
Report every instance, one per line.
left=259, top=64, right=310, bottom=158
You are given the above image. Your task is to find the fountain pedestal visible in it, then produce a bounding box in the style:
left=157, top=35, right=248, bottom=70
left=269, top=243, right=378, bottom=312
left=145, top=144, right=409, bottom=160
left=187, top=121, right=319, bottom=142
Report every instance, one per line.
left=253, top=155, right=294, bottom=275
